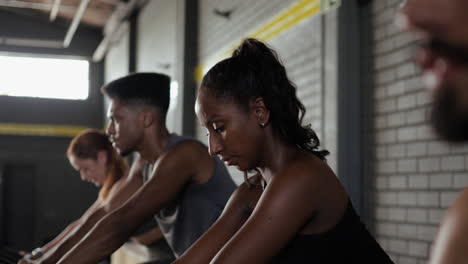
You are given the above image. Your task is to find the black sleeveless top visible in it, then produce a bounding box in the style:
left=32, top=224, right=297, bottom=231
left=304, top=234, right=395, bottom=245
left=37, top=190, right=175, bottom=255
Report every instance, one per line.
left=271, top=200, right=393, bottom=263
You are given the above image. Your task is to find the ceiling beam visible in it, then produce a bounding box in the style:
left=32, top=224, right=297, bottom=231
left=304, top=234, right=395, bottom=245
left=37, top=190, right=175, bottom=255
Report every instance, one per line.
left=0, top=0, right=75, bottom=12
left=63, top=0, right=90, bottom=48
left=49, top=0, right=62, bottom=21
left=92, top=0, right=146, bottom=62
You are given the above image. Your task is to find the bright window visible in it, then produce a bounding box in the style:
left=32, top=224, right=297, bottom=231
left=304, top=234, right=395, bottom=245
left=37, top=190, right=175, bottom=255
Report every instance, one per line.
left=0, top=54, right=89, bottom=100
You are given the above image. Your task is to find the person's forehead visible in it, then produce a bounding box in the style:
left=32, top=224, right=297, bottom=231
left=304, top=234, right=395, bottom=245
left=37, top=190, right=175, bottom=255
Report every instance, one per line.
left=110, top=98, right=124, bottom=109
left=69, top=155, right=83, bottom=169
left=108, top=98, right=131, bottom=114
left=196, top=90, right=223, bottom=114
left=198, top=93, right=248, bottom=122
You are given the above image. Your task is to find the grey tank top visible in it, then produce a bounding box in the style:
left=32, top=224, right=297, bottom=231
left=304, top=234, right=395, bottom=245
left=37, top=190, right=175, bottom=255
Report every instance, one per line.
left=143, top=134, right=236, bottom=257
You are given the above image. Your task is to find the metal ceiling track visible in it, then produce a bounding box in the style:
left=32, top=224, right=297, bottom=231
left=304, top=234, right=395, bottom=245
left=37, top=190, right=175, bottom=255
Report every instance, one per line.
left=0, top=0, right=77, bottom=12
left=63, top=0, right=90, bottom=47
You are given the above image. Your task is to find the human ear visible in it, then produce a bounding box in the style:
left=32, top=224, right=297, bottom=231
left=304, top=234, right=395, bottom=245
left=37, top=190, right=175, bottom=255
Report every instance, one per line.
left=252, top=97, right=270, bottom=127
left=142, top=110, right=155, bottom=128
left=97, top=151, right=108, bottom=165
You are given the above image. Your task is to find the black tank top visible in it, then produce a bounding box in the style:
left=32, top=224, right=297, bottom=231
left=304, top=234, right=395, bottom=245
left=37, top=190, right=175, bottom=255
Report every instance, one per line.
left=271, top=200, right=393, bottom=263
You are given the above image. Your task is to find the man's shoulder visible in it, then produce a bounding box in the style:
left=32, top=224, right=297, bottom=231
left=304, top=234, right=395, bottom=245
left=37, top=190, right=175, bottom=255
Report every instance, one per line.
left=155, top=137, right=211, bottom=171
left=149, top=136, right=214, bottom=184
left=438, top=188, right=468, bottom=238
left=166, top=137, right=208, bottom=156
left=447, top=188, right=468, bottom=221
left=429, top=188, right=468, bottom=263
left=165, top=134, right=206, bottom=150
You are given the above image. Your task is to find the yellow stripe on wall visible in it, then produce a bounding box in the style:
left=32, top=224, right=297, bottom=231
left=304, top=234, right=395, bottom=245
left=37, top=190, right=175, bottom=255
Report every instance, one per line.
left=195, top=0, right=341, bottom=82
left=0, top=123, right=89, bottom=137
left=251, top=0, right=320, bottom=41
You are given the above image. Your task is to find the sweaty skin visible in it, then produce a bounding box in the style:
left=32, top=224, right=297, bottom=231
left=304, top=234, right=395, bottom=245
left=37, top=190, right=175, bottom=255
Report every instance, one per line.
left=174, top=89, right=348, bottom=264
left=52, top=98, right=217, bottom=264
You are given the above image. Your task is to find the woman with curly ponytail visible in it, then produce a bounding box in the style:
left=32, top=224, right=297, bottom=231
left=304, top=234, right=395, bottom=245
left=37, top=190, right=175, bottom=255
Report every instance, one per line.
left=174, top=39, right=392, bottom=264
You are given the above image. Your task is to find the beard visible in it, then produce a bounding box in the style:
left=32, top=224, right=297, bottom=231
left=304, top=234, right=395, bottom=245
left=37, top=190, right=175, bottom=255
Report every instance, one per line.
left=422, top=37, right=468, bottom=142
left=431, top=82, right=468, bottom=142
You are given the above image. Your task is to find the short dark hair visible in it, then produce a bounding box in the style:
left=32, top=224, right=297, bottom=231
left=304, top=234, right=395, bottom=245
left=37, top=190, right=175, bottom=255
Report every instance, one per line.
left=101, top=72, right=171, bottom=120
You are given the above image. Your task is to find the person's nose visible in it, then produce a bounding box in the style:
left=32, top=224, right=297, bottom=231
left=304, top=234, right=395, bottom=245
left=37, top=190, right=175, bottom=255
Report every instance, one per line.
left=395, top=0, right=431, bottom=32
left=106, top=122, right=115, bottom=136
left=80, top=172, right=86, bottom=181
left=208, top=134, right=224, bottom=156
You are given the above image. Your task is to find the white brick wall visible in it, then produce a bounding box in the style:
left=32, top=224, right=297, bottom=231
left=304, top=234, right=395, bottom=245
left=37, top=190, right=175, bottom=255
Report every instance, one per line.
left=371, top=1, right=468, bottom=263
left=104, top=22, right=129, bottom=84
left=198, top=0, right=293, bottom=61
left=137, top=0, right=184, bottom=134
left=104, top=22, right=130, bottom=117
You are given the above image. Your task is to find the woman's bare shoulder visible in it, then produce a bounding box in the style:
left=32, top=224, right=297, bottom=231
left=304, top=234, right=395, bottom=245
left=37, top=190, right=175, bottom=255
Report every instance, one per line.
left=266, top=152, right=344, bottom=212
left=279, top=152, right=333, bottom=183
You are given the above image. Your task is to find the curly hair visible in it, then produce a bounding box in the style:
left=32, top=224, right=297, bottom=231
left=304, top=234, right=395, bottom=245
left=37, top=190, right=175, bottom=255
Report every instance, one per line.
left=201, top=38, right=329, bottom=161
